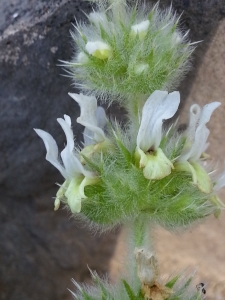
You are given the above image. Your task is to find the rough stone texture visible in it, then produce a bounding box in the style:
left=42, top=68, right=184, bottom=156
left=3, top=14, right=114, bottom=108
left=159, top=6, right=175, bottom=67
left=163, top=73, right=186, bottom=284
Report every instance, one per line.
left=0, top=190, right=119, bottom=300
left=1, top=0, right=225, bottom=299
left=153, top=0, right=225, bottom=112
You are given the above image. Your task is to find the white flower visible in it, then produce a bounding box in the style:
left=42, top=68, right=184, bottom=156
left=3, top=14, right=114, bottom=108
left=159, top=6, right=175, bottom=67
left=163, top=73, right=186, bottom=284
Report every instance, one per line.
left=77, top=52, right=89, bottom=64
left=214, top=169, right=225, bottom=191
left=180, top=102, right=220, bottom=162
left=136, top=90, right=180, bottom=180
left=176, top=102, right=221, bottom=193
left=85, top=41, right=112, bottom=60
left=88, top=12, right=108, bottom=26
left=131, top=20, right=150, bottom=39
left=34, top=115, right=98, bottom=213
left=68, top=93, right=106, bottom=146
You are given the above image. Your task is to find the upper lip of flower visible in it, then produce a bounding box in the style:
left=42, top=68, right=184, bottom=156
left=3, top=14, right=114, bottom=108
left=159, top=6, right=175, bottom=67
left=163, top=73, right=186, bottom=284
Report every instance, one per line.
left=68, top=93, right=107, bottom=146
left=178, top=101, right=221, bottom=162
left=135, top=90, right=180, bottom=180
left=34, top=114, right=95, bottom=180
left=137, top=90, right=180, bottom=153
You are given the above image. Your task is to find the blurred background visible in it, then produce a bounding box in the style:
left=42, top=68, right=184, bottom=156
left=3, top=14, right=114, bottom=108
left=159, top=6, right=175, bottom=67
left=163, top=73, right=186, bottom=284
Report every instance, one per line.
left=0, top=0, right=225, bottom=299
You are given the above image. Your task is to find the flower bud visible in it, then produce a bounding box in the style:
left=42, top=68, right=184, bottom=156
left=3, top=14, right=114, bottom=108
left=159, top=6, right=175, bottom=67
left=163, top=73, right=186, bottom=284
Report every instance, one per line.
left=86, top=41, right=112, bottom=60
left=77, top=52, right=89, bottom=64
left=131, top=20, right=150, bottom=39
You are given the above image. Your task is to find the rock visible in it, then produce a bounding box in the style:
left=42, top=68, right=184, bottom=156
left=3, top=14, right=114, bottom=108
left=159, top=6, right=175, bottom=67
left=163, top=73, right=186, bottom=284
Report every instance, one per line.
left=0, top=0, right=93, bottom=197
left=1, top=0, right=225, bottom=299
left=155, top=0, right=225, bottom=108
left=0, top=190, right=119, bottom=300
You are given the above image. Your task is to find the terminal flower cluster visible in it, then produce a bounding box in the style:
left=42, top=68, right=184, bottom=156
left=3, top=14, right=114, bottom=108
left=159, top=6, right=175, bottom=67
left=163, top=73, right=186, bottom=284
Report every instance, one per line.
left=62, top=0, right=194, bottom=110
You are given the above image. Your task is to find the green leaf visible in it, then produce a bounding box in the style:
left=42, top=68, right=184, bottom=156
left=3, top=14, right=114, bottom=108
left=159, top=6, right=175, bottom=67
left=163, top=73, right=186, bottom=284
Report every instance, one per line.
left=81, top=154, right=100, bottom=172
left=99, top=24, right=111, bottom=44
left=170, top=136, right=186, bottom=160
left=122, top=280, right=144, bottom=300
left=148, top=10, right=153, bottom=21
left=146, top=49, right=154, bottom=62
left=97, top=280, right=114, bottom=300
left=81, top=291, right=97, bottom=300
left=165, top=275, right=179, bottom=289
left=122, top=280, right=137, bottom=300
left=176, top=276, right=193, bottom=296
left=116, top=139, right=132, bottom=163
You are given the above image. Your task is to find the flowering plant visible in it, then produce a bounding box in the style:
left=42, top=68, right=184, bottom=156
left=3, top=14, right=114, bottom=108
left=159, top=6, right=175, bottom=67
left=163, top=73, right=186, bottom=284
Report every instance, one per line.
left=35, top=0, right=224, bottom=299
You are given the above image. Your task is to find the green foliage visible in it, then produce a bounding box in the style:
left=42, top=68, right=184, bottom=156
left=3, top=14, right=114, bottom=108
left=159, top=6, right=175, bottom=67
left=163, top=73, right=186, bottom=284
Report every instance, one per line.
left=71, top=127, right=216, bottom=230
left=71, top=270, right=203, bottom=300
left=67, top=1, right=194, bottom=106
left=122, top=280, right=143, bottom=300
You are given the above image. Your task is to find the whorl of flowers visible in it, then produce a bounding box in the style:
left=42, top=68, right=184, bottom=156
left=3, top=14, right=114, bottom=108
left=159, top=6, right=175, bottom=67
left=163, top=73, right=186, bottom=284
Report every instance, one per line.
left=35, top=91, right=225, bottom=230
left=62, top=0, right=195, bottom=107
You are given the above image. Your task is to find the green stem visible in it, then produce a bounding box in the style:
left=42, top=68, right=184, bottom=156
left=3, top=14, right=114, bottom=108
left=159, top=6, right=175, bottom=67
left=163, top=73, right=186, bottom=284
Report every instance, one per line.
left=121, top=219, right=155, bottom=293
left=126, top=93, right=148, bottom=131
left=133, top=218, right=146, bottom=247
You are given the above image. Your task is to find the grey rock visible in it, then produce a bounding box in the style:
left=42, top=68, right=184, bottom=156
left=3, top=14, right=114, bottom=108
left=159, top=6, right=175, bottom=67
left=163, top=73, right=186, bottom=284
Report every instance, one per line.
left=0, top=0, right=93, bottom=197
left=0, top=0, right=225, bottom=299
left=0, top=190, right=119, bottom=300
left=156, top=0, right=225, bottom=108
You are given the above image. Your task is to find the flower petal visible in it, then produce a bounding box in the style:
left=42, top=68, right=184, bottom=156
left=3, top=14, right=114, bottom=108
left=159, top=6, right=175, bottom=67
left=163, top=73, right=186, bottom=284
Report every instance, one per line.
left=181, top=102, right=221, bottom=161
left=55, top=180, right=70, bottom=211
left=213, top=169, right=225, bottom=191
left=65, top=177, right=85, bottom=213
left=77, top=52, right=89, bottom=64
left=83, top=106, right=107, bottom=146
left=175, top=161, right=212, bottom=193
left=137, top=91, right=180, bottom=152
left=138, top=148, right=174, bottom=180
left=85, top=41, right=112, bottom=60
left=69, top=93, right=106, bottom=144
left=34, top=128, right=67, bottom=178
left=188, top=104, right=201, bottom=138
left=57, top=115, right=94, bottom=178
left=131, top=20, right=150, bottom=39
left=191, top=162, right=212, bottom=193
left=65, top=176, right=99, bottom=213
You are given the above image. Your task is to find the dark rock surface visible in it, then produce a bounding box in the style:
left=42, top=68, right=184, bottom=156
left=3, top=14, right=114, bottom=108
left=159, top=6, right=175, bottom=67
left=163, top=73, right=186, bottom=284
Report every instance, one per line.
left=158, top=0, right=225, bottom=109
left=0, top=190, right=119, bottom=300
left=0, top=0, right=225, bottom=299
